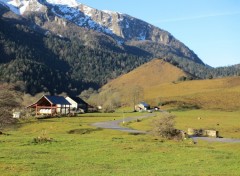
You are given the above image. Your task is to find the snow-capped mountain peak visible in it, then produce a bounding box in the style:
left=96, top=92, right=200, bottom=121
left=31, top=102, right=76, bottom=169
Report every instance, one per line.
left=0, top=0, right=164, bottom=43
left=46, top=0, right=78, bottom=7
left=0, top=0, right=204, bottom=66
left=0, top=0, right=79, bottom=15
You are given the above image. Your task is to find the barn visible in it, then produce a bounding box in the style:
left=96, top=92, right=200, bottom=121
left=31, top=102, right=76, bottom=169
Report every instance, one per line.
left=65, top=96, right=90, bottom=113
left=27, top=95, right=71, bottom=116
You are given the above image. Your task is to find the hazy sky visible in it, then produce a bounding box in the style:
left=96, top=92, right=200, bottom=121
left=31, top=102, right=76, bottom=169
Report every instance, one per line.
left=78, top=0, right=240, bottom=67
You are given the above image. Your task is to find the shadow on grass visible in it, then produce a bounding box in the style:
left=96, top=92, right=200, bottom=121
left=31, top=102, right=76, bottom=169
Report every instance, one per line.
left=128, top=132, right=146, bottom=136
left=0, top=131, right=10, bottom=136
left=68, top=128, right=103, bottom=135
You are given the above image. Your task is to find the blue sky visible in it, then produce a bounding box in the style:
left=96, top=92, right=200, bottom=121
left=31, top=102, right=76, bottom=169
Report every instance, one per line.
left=78, top=0, right=240, bottom=67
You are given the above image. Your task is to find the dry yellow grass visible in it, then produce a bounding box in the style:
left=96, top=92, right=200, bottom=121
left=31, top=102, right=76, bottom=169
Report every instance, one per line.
left=100, top=59, right=240, bottom=110
left=145, top=77, right=240, bottom=110
left=103, top=58, right=187, bottom=90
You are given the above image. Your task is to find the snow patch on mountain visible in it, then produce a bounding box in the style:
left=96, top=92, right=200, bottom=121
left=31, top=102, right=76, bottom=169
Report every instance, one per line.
left=0, top=0, right=29, bottom=15
left=19, top=0, right=29, bottom=14
left=138, top=31, right=146, bottom=40
left=46, top=0, right=78, bottom=7
left=51, top=4, right=113, bottom=35
left=103, top=10, right=122, bottom=15
left=82, top=4, right=94, bottom=17
left=0, top=0, right=47, bottom=14
left=0, top=0, right=146, bottom=42
left=125, top=20, right=129, bottom=29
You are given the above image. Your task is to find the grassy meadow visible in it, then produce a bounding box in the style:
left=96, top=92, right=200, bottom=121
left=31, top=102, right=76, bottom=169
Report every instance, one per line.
left=1, top=59, right=240, bottom=175
left=129, top=110, right=240, bottom=139
left=1, top=111, right=240, bottom=176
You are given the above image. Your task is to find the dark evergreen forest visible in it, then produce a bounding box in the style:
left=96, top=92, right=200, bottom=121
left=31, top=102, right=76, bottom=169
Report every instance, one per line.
left=0, top=13, right=239, bottom=95
left=0, top=17, right=150, bottom=95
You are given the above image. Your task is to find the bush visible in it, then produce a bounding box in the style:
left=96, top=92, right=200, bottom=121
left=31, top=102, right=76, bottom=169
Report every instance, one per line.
left=152, top=114, right=181, bottom=140
left=33, top=130, right=54, bottom=144
left=0, top=88, right=21, bottom=129
left=33, top=136, right=54, bottom=144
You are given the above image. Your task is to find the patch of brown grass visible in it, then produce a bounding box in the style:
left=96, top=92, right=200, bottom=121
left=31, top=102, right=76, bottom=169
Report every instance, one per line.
left=100, top=59, right=240, bottom=111
left=103, top=59, right=187, bottom=91
left=145, top=77, right=240, bottom=110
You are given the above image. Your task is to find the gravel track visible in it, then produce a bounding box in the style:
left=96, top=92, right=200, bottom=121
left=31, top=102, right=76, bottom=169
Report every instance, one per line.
left=91, top=113, right=240, bottom=143
left=92, top=113, right=155, bottom=133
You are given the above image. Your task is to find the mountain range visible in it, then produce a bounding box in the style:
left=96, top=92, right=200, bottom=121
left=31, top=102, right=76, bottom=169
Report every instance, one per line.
left=0, top=0, right=239, bottom=95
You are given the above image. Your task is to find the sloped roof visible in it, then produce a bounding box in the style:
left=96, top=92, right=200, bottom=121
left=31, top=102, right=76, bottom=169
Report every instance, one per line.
left=139, top=102, right=150, bottom=107
left=27, top=95, right=71, bottom=108
left=45, top=95, right=71, bottom=105
left=67, top=96, right=88, bottom=105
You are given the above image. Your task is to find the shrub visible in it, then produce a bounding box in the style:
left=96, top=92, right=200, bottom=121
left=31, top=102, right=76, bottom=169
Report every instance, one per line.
left=33, top=136, right=54, bottom=144
left=177, top=76, right=187, bottom=82
left=33, top=130, right=54, bottom=144
left=152, top=114, right=181, bottom=140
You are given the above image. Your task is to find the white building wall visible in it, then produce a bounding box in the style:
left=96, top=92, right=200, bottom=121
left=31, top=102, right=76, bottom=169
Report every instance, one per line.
left=56, top=104, right=70, bottom=114
left=65, top=97, right=78, bottom=110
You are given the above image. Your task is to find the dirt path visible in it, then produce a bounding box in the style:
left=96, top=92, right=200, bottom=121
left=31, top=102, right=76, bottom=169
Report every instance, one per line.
left=91, top=112, right=240, bottom=143
left=92, top=113, right=155, bottom=134
left=191, top=137, right=240, bottom=143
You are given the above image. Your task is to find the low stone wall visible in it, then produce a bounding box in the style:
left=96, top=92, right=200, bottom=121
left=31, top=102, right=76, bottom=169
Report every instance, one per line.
left=203, top=130, right=219, bottom=137
left=187, top=128, right=219, bottom=138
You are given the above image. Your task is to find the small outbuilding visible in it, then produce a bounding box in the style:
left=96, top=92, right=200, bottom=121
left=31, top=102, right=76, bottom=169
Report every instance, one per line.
left=27, top=95, right=71, bottom=116
left=135, top=102, right=150, bottom=112
left=13, top=112, right=21, bottom=119
left=65, top=96, right=90, bottom=113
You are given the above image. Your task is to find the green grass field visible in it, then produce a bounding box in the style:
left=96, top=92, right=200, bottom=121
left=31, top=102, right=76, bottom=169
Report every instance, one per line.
left=130, top=110, right=240, bottom=138
left=1, top=111, right=240, bottom=176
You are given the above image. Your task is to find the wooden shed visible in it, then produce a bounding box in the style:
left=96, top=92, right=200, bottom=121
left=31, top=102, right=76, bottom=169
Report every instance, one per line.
left=27, top=95, right=71, bottom=116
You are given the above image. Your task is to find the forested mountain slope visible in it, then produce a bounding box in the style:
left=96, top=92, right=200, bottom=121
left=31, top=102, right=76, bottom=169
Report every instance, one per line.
left=0, top=0, right=239, bottom=95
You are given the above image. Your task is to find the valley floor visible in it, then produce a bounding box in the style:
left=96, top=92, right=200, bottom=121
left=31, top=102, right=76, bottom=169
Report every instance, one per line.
left=0, top=111, right=240, bottom=176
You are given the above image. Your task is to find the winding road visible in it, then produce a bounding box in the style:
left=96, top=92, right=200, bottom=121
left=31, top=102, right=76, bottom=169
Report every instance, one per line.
left=92, top=113, right=240, bottom=143
left=92, top=113, right=155, bottom=134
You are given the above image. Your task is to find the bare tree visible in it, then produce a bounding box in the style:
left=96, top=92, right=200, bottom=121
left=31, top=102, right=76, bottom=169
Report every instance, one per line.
left=129, top=86, right=144, bottom=111
left=0, top=90, right=20, bottom=130
left=152, top=114, right=181, bottom=139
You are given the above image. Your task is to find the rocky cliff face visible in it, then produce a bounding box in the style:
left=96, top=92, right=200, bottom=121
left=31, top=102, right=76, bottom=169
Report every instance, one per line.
left=0, top=0, right=204, bottom=64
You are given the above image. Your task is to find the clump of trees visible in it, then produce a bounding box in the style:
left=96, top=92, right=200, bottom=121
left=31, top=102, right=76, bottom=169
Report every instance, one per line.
left=80, top=88, right=121, bottom=112
left=0, top=84, right=22, bottom=130
left=164, top=57, right=240, bottom=79
left=152, top=114, right=182, bottom=140
left=80, top=85, right=145, bottom=112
